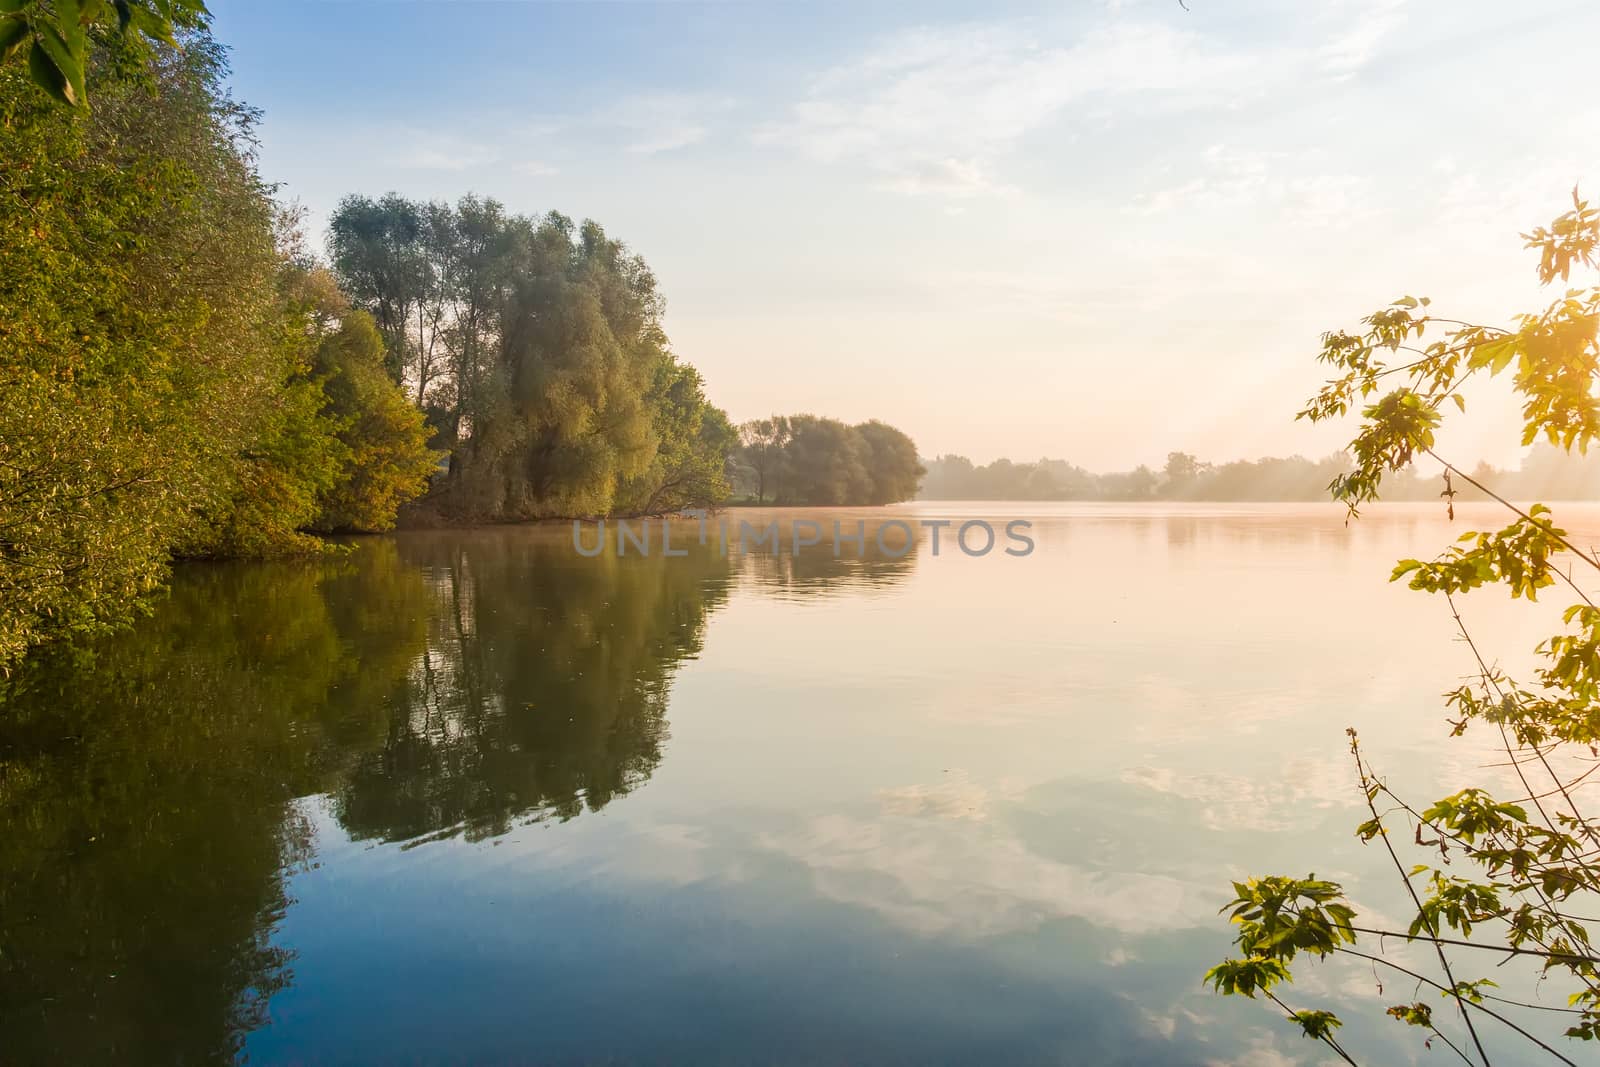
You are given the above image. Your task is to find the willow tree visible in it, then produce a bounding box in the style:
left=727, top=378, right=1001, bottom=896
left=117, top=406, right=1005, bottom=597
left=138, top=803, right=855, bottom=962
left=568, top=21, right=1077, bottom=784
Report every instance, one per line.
left=731, top=414, right=923, bottom=505
left=1208, top=193, right=1600, bottom=1062
left=615, top=356, right=734, bottom=516
left=0, top=37, right=285, bottom=670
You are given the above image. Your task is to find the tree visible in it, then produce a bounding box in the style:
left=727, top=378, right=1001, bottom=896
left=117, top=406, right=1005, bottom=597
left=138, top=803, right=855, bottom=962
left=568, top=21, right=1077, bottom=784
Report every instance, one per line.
left=330, top=197, right=714, bottom=521
left=296, top=269, right=440, bottom=533
left=854, top=420, right=926, bottom=504
left=736, top=416, right=792, bottom=503
left=616, top=357, right=734, bottom=516
left=734, top=414, right=922, bottom=506
left=439, top=194, right=515, bottom=450
left=328, top=193, right=431, bottom=390
left=775, top=415, right=869, bottom=505
left=1207, top=192, right=1600, bottom=1061
left=0, top=35, right=288, bottom=669
left=453, top=213, right=663, bottom=519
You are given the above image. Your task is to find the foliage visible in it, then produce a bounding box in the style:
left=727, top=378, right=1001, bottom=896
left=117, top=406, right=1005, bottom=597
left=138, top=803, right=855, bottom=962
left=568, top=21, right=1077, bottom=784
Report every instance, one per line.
left=730, top=414, right=925, bottom=505
left=921, top=454, right=1164, bottom=501
left=1207, top=192, right=1600, bottom=1064
left=0, top=36, right=285, bottom=670
left=174, top=259, right=441, bottom=553
left=855, top=419, right=925, bottom=505
left=0, top=0, right=208, bottom=109
left=615, top=356, right=734, bottom=515
left=287, top=267, right=440, bottom=533
left=330, top=194, right=731, bottom=520
left=0, top=37, right=436, bottom=671
left=735, top=416, right=791, bottom=503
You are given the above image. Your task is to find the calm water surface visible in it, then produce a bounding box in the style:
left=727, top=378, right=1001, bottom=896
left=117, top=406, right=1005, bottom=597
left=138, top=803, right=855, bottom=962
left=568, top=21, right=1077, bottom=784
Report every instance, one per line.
left=3, top=503, right=1594, bottom=1066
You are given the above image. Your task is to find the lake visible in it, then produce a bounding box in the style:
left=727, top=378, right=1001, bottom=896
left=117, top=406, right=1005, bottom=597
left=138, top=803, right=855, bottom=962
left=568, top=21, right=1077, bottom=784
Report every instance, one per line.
left=2, top=503, right=1591, bottom=1066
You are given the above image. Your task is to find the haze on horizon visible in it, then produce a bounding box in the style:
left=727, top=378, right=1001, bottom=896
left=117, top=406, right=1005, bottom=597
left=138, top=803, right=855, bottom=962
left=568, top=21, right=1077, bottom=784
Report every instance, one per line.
left=212, top=0, right=1600, bottom=472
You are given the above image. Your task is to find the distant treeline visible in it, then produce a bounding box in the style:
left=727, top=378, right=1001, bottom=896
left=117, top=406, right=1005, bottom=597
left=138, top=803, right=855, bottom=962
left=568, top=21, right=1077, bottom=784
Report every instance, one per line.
left=919, top=446, right=1600, bottom=502
left=729, top=416, right=924, bottom=506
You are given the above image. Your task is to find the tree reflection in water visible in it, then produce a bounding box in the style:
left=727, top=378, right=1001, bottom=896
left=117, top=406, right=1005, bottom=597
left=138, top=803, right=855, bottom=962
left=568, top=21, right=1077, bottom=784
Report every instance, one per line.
left=0, top=521, right=917, bottom=1063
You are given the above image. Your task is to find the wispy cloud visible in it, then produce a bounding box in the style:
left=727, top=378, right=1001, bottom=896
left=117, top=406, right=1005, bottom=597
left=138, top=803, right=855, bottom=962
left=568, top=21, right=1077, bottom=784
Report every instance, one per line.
left=511, top=159, right=559, bottom=177
left=606, top=91, right=734, bottom=155
left=382, top=118, right=565, bottom=174
left=757, top=7, right=1406, bottom=200
left=1134, top=144, right=1373, bottom=228
left=1317, top=0, right=1408, bottom=78
left=397, top=139, right=503, bottom=172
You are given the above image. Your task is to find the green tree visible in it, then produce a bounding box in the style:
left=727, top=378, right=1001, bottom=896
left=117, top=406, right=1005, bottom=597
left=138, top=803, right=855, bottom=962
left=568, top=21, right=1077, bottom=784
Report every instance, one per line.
left=854, top=419, right=926, bottom=504
left=1208, top=192, right=1600, bottom=1062
left=454, top=214, right=663, bottom=518
left=331, top=197, right=714, bottom=520
left=327, top=192, right=431, bottom=389
left=438, top=193, right=515, bottom=451
left=0, top=35, right=288, bottom=670
left=616, top=356, right=734, bottom=515
left=311, top=305, right=441, bottom=532
left=781, top=414, right=870, bottom=505
left=735, top=415, right=792, bottom=503
left=734, top=414, right=922, bottom=506
left=266, top=265, right=441, bottom=534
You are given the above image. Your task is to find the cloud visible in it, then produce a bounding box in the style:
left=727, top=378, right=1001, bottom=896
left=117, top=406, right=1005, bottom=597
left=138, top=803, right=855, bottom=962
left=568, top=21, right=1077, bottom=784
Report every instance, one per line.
left=512, top=159, right=559, bottom=177
left=397, top=140, right=503, bottom=172
left=1133, top=144, right=1374, bottom=228
left=758, top=19, right=1269, bottom=199
left=380, top=118, right=565, bottom=174
left=759, top=773, right=1220, bottom=939
left=757, top=6, right=1412, bottom=200
left=1318, top=0, right=1409, bottom=77
left=879, top=156, right=1016, bottom=199
left=607, top=91, right=734, bottom=155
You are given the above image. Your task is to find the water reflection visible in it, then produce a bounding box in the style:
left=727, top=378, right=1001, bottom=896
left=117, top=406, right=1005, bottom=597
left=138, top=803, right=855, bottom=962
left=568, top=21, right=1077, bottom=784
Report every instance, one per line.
left=0, top=551, right=429, bottom=1064
left=332, top=531, right=736, bottom=844
left=10, top=505, right=1567, bottom=1065
left=0, top=520, right=921, bottom=1063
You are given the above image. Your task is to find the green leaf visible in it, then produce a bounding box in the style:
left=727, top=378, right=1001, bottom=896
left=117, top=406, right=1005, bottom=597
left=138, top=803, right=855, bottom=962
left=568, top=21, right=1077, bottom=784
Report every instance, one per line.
left=56, top=0, right=84, bottom=52
left=0, top=0, right=26, bottom=13
left=1291, top=1010, right=1342, bottom=1041
left=127, top=3, right=176, bottom=45
left=33, top=22, right=85, bottom=107
left=27, top=37, right=77, bottom=108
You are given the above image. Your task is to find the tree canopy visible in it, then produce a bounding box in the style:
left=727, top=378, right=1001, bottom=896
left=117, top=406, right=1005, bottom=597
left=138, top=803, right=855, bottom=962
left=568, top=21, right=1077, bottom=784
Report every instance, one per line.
left=0, top=35, right=434, bottom=671
left=329, top=194, right=734, bottom=520
left=730, top=414, right=925, bottom=505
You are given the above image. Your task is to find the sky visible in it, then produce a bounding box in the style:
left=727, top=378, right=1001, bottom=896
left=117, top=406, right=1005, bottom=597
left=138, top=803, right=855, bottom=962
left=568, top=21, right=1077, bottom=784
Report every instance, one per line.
left=210, top=0, right=1600, bottom=470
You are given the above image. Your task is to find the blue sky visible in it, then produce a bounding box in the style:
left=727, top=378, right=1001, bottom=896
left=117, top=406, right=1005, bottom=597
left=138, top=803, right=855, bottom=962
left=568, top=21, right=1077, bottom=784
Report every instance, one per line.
left=211, top=0, right=1600, bottom=469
